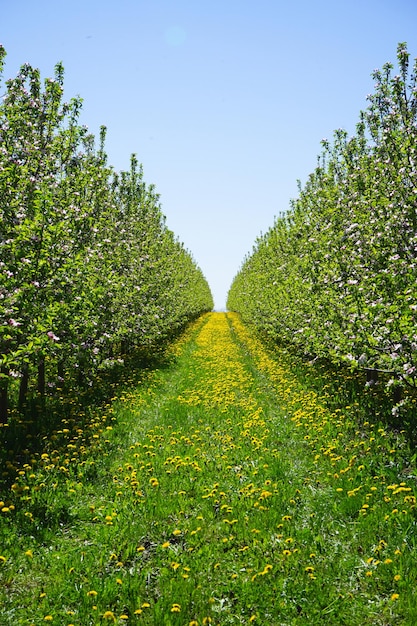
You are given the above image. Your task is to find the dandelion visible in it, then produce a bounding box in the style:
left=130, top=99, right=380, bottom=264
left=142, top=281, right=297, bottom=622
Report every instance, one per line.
left=87, top=590, right=98, bottom=597
left=391, top=593, right=400, bottom=601
left=102, top=611, right=116, bottom=621
left=171, top=603, right=181, bottom=612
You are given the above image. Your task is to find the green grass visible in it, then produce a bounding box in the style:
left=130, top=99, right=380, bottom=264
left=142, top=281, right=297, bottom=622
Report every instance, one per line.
left=1, top=312, right=417, bottom=625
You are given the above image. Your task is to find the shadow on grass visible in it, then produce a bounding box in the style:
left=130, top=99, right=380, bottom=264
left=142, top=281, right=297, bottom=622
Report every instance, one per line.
left=260, top=335, right=417, bottom=449
left=0, top=345, right=177, bottom=484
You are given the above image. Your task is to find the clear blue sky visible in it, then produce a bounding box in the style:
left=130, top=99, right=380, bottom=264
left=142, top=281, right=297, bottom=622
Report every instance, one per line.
left=2, top=0, right=417, bottom=309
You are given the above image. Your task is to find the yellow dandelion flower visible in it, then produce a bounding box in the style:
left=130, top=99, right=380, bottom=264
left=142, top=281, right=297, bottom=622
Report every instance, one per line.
left=44, top=617, right=53, bottom=622
left=102, top=611, right=116, bottom=621
left=171, top=603, right=181, bottom=612
left=87, top=590, right=98, bottom=597
left=161, top=541, right=170, bottom=548
left=394, top=574, right=401, bottom=581
left=391, top=593, right=400, bottom=601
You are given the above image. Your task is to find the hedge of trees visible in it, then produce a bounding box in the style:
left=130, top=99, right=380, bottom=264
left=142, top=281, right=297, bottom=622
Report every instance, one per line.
left=0, top=47, right=213, bottom=423
left=227, top=43, right=417, bottom=406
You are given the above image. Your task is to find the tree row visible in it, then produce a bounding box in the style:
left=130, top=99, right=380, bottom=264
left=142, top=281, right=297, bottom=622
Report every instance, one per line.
left=228, top=43, right=416, bottom=408
left=0, top=48, right=213, bottom=422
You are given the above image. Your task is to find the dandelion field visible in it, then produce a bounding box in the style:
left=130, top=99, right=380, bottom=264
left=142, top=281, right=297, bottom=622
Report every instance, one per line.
left=1, top=312, right=417, bottom=625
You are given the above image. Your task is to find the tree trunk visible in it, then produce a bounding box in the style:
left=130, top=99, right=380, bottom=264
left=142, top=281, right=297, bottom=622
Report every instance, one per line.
left=0, top=367, right=8, bottom=424
left=37, top=358, right=45, bottom=396
left=18, top=364, right=29, bottom=410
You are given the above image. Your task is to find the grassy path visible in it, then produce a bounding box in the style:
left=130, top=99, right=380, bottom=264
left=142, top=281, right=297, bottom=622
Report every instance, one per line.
left=1, top=312, right=417, bottom=625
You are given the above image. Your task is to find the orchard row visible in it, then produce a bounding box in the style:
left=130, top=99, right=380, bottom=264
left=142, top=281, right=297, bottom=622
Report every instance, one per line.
left=228, top=43, right=417, bottom=409
left=0, top=47, right=213, bottom=422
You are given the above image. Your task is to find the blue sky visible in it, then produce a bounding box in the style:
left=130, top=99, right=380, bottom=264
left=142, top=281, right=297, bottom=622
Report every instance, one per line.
left=2, top=0, right=417, bottom=309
